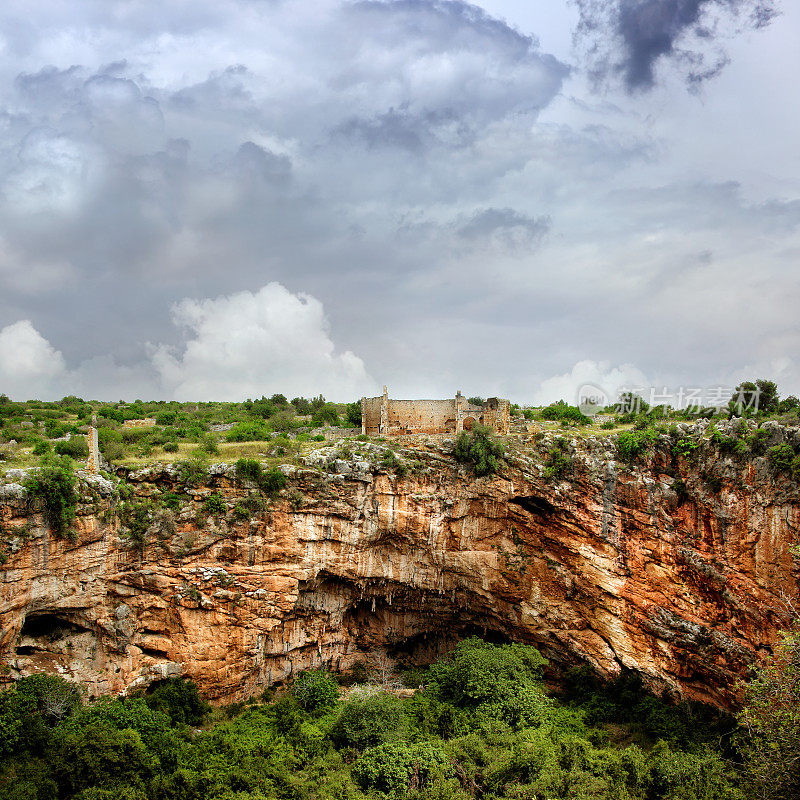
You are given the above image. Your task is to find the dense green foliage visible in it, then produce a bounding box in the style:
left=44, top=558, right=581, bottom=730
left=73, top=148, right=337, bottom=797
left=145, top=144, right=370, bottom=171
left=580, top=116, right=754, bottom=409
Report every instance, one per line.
left=730, top=379, right=779, bottom=415
left=616, top=427, right=658, bottom=464
left=0, top=640, right=756, bottom=800
left=543, top=438, right=574, bottom=482
left=453, top=425, right=504, bottom=477
left=22, top=455, right=78, bottom=538
left=540, top=401, right=591, bottom=426
left=292, top=670, right=339, bottom=713
left=738, top=629, right=800, bottom=799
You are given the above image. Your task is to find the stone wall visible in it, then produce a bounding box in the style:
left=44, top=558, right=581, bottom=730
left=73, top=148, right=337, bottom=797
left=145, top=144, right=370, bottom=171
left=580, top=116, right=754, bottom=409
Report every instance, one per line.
left=362, top=387, right=510, bottom=436
left=386, top=399, right=457, bottom=435
left=362, top=396, right=385, bottom=436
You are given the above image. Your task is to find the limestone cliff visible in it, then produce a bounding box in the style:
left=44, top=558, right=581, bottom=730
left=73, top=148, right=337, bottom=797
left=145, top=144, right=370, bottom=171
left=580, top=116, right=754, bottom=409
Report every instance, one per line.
left=2, top=419, right=799, bottom=707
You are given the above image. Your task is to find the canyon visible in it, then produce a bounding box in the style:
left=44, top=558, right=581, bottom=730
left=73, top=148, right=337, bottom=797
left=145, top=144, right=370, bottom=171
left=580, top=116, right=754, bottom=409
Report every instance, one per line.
left=1, top=420, right=799, bottom=708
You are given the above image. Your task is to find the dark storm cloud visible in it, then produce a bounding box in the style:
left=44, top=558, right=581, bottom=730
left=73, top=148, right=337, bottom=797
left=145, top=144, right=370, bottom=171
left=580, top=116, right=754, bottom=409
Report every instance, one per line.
left=0, top=0, right=797, bottom=402
left=574, top=0, right=779, bottom=91
left=0, top=1, right=570, bottom=373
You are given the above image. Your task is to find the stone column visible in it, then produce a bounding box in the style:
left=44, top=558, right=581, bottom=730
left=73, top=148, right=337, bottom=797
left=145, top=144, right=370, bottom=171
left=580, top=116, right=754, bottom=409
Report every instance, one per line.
left=86, top=414, right=100, bottom=473
left=379, top=385, right=388, bottom=435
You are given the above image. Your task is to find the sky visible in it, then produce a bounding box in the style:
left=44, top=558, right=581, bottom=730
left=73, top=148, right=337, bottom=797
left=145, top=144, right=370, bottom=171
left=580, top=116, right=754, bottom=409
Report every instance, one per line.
left=0, top=0, right=797, bottom=405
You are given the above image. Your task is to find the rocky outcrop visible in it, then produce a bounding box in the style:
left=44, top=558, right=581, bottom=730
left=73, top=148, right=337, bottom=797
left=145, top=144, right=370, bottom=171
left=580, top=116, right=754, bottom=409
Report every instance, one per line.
left=1, top=423, right=799, bottom=707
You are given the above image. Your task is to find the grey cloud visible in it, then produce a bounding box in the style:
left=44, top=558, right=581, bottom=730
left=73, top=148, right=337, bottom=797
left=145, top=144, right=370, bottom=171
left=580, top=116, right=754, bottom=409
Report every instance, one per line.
left=458, top=207, right=551, bottom=248
left=0, top=1, right=797, bottom=402
left=574, top=0, right=779, bottom=91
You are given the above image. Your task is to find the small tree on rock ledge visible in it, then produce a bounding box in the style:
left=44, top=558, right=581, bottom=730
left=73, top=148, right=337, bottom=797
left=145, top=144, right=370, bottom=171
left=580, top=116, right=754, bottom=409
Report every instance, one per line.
left=454, top=425, right=504, bottom=477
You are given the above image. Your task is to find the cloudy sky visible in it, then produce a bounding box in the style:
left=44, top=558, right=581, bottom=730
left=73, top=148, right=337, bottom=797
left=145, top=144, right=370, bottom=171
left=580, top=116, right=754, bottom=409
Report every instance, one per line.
left=0, top=0, right=797, bottom=404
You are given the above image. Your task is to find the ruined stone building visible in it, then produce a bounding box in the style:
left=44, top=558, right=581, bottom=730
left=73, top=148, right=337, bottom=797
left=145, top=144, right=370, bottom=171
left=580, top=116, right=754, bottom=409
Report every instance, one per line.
left=361, top=387, right=510, bottom=436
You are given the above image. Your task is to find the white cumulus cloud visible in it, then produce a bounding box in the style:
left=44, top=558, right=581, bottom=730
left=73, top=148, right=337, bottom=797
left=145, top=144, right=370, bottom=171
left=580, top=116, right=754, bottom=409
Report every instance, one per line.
left=151, top=282, right=376, bottom=401
left=532, top=360, right=650, bottom=407
left=0, top=319, right=66, bottom=398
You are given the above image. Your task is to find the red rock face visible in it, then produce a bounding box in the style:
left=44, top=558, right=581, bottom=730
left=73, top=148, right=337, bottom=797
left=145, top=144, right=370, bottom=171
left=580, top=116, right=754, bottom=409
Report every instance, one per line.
left=1, top=431, right=798, bottom=707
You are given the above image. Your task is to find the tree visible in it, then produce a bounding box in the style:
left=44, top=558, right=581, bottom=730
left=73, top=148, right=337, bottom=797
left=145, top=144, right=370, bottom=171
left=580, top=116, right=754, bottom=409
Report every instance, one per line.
left=346, top=401, right=362, bottom=428
left=330, top=691, right=406, bottom=750
left=292, top=669, right=339, bottom=713
left=312, top=404, right=340, bottom=427
left=144, top=678, right=210, bottom=726
left=740, top=627, right=800, bottom=799
left=453, top=425, right=504, bottom=476
left=617, top=392, right=650, bottom=415
left=730, top=379, right=779, bottom=415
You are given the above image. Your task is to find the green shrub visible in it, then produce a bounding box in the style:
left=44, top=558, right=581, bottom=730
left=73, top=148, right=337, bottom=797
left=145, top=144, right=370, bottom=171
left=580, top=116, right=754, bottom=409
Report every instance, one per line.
left=32, top=439, right=52, bottom=456
left=616, top=430, right=645, bottom=463
left=747, top=428, right=771, bottom=456
left=430, top=638, right=547, bottom=710
left=543, top=438, right=573, bottom=482
left=51, top=721, right=156, bottom=796
left=199, top=434, right=219, bottom=456
left=672, top=437, right=701, bottom=460
left=119, top=500, right=151, bottom=550
left=23, top=455, right=78, bottom=538
left=380, top=449, right=408, bottom=478
left=175, top=452, right=208, bottom=485
left=331, top=691, right=406, bottom=750
left=346, top=402, right=362, bottom=428
left=540, top=400, right=591, bottom=426
left=225, top=421, right=270, bottom=442
left=162, top=441, right=178, bottom=453
left=54, top=437, right=89, bottom=460
left=203, top=493, right=226, bottom=516
left=260, top=466, right=286, bottom=496
left=353, top=741, right=452, bottom=795
left=453, top=425, right=504, bottom=476
left=292, top=669, right=339, bottom=713
left=312, top=404, right=341, bottom=427
left=144, top=678, right=209, bottom=727
left=768, top=443, right=795, bottom=473
left=234, top=458, right=262, bottom=484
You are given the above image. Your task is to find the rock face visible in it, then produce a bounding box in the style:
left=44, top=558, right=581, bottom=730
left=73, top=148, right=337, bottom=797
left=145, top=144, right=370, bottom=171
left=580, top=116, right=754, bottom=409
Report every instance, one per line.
left=2, top=425, right=799, bottom=707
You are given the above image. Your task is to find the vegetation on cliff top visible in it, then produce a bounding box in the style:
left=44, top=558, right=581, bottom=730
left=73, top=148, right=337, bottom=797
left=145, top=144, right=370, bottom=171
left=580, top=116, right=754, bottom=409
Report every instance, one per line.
left=3, top=636, right=788, bottom=800
left=1, top=377, right=799, bottom=473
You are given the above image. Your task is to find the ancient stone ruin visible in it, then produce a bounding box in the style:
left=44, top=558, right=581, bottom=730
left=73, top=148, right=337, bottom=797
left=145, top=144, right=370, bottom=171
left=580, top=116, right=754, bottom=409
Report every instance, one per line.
left=361, top=386, right=510, bottom=436
left=86, top=415, right=99, bottom=473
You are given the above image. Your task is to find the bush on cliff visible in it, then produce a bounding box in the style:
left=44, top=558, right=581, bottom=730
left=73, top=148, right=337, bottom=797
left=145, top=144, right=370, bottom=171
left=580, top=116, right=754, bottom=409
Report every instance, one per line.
left=454, top=425, right=504, bottom=476
left=767, top=443, right=795, bottom=474
left=234, top=457, right=262, bottom=484
left=543, top=437, right=574, bottom=482
left=23, top=454, right=78, bottom=538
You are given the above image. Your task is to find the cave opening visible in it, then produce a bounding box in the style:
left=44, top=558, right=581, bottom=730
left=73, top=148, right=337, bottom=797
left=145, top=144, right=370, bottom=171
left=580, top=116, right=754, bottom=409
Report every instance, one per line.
left=17, top=612, right=91, bottom=654
left=510, top=495, right=556, bottom=516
